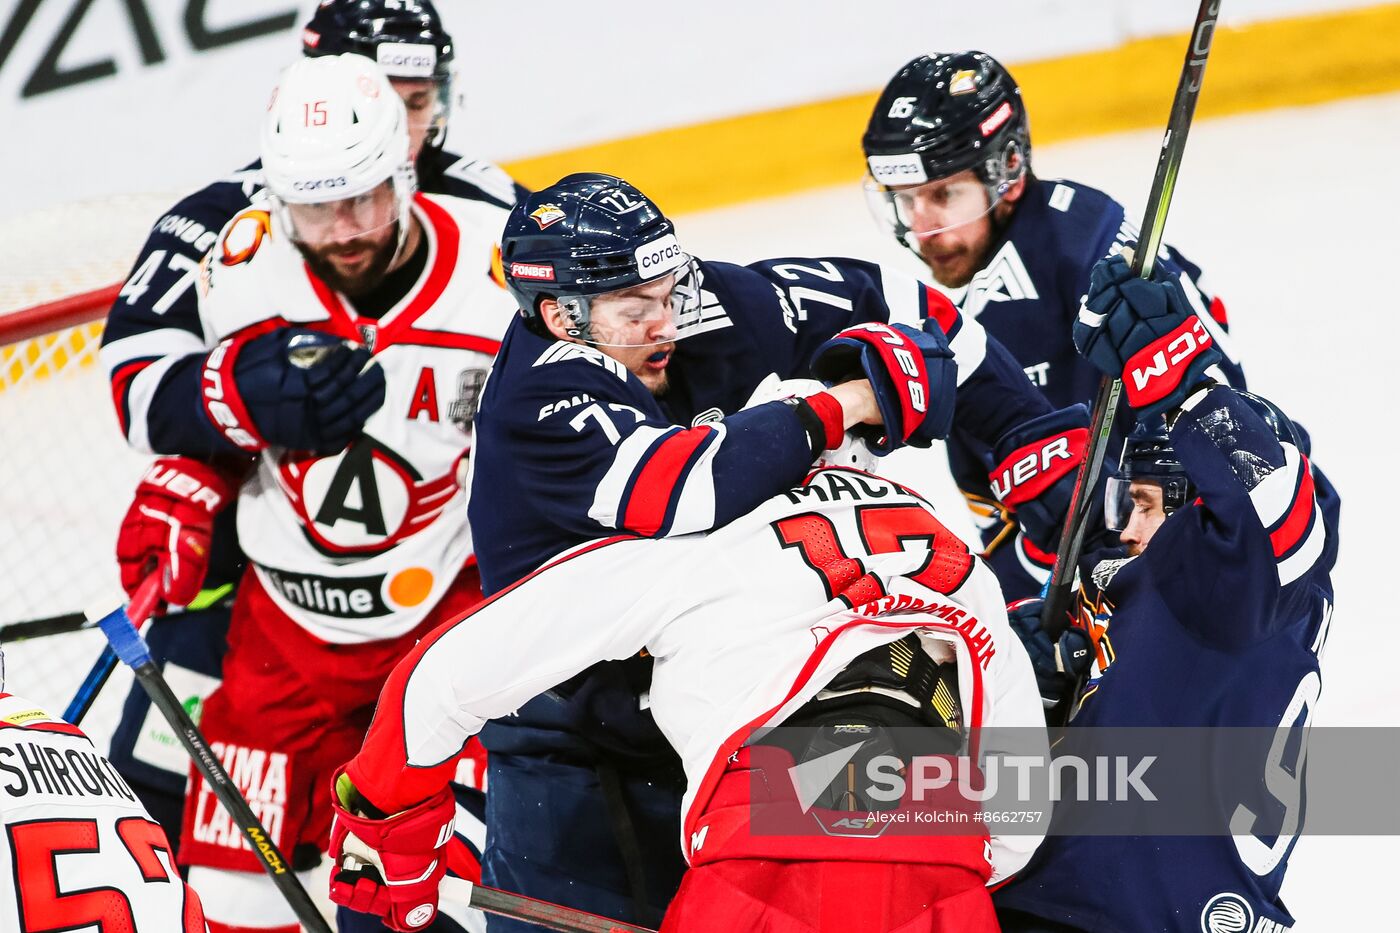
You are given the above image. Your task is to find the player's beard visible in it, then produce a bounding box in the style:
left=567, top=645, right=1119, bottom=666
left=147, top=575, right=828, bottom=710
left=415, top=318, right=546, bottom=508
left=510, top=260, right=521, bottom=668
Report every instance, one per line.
left=918, top=200, right=1014, bottom=289
left=301, top=226, right=400, bottom=298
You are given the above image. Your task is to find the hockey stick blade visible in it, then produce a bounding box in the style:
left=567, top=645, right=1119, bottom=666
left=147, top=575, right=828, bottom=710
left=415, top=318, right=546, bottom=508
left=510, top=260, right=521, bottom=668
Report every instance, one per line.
left=1040, top=0, right=1224, bottom=720
left=92, top=598, right=334, bottom=933
left=440, top=876, right=657, bottom=933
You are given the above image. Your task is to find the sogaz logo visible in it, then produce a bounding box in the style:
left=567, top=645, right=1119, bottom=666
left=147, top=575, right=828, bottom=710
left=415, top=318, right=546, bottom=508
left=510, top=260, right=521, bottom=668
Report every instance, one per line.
left=867, top=153, right=928, bottom=186
left=635, top=234, right=686, bottom=279
left=292, top=176, right=348, bottom=192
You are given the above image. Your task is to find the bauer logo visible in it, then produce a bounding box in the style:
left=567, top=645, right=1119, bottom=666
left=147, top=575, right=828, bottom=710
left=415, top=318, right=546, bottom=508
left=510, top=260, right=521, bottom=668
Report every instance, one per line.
left=377, top=42, right=437, bottom=78
left=867, top=153, right=928, bottom=185
left=510, top=262, right=555, bottom=281
left=635, top=234, right=687, bottom=278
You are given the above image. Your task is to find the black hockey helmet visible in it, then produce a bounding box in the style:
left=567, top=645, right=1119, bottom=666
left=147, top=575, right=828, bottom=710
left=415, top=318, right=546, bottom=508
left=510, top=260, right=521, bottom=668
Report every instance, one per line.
left=862, top=52, right=1030, bottom=252
left=1107, top=419, right=1193, bottom=532
left=1106, top=390, right=1304, bottom=530
left=302, top=0, right=455, bottom=151
left=501, top=173, right=701, bottom=346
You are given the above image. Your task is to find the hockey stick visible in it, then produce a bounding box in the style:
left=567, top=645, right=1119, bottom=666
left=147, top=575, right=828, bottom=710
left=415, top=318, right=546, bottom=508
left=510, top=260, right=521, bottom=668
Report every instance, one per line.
left=0, top=610, right=90, bottom=643
left=63, top=574, right=162, bottom=726
left=90, top=597, right=334, bottom=933
left=1040, top=0, right=1223, bottom=689
left=439, top=875, right=657, bottom=933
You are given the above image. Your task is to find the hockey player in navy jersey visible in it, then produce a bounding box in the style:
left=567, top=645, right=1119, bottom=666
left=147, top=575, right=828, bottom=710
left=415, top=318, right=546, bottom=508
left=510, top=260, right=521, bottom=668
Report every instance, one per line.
left=862, top=52, right=1247, bottom=600
left=454, top=172, right=1095, bottom=929
left=97, top=2, right=518, bottom=928
left=991, top=254, right=1340, bottom=932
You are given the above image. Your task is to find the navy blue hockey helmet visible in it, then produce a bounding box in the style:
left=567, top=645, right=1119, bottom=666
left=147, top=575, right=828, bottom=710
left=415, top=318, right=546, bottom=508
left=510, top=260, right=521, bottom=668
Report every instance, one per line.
left=501, top=173, right=701, bottom=346
left=1106, top=390, right=1304, bottom=531
left=862, top=52, right=1031, bottom=251
left=1106, top=419, right=1193, bottom=532
left=302, top=1, right=455, bottom=151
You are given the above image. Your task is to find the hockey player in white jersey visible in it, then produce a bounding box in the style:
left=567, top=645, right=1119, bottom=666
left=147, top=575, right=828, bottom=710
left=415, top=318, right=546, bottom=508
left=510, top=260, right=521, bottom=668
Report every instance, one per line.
left=160, top=54, right=516, bottom=932
left=0, top=648, right=208, bottom=931
left=324, top=389, right=1047, bottom=933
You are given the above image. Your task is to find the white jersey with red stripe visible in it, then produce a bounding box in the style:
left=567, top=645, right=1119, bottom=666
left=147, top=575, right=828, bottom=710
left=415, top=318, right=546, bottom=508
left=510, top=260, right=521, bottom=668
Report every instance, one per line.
left=348, top=468, right=1047, bottom=885
left=0, top=693, right=206, bottom=931
left=196, top=192, right=516, bottom=642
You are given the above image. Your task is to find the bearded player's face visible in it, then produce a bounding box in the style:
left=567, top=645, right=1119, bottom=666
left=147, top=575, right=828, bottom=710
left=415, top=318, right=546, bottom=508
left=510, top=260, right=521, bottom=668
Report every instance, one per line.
left=895, top=167, right=1025, bottom=289
left=289, top=181, right=400, bottom=297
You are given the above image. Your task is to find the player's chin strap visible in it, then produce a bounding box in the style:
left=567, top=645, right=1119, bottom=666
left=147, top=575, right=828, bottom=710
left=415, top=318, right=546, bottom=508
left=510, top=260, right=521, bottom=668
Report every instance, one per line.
left=339, top=853, right=658, bottom=933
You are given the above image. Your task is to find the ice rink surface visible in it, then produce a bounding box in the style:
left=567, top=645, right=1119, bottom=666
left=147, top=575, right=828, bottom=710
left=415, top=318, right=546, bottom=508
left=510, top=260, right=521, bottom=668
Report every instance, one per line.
left=680, top=89, right=1400, bottom=927
left=5, top=89, right=1395, bottom=927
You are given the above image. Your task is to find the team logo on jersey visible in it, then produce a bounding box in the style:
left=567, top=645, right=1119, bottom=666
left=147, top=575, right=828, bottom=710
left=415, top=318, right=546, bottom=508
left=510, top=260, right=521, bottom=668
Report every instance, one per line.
left=961, top=240, right=1039, bottom=318
left=1200, top=893, right=1255, bottom=933
left=276, top=438, right=460, bottom=558
left=529, top=204, right=566, bottom=229
left=949, top=69, right=978, bottom=95
left=220, top=210, right=271, bottom=266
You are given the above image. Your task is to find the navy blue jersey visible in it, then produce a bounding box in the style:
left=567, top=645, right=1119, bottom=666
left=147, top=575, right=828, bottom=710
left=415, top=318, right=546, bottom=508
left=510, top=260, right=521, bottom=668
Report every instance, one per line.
left=98, top=148, right=526, bottom=458
left=951, top=177, right=1247, bottom=599
left=470, top=256, right=1053, bottom=594
left=993, top=386, right=1339, bottom=932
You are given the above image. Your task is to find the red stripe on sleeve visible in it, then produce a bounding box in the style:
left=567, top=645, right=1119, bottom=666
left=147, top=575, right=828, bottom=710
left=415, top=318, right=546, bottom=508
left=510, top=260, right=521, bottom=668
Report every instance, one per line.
left=110, top=358, right=154, bottom=435
left=445, top=837, right=482, bottom=883
left=1270, top=456, right=1316, bottom=558
left=1209, top=296, right=1229, bottom=326
left=622, top=427, right=715, bottom=536
left=922, top=285, right=959, bottom=334
left=804, top=391, right=846, bottom=451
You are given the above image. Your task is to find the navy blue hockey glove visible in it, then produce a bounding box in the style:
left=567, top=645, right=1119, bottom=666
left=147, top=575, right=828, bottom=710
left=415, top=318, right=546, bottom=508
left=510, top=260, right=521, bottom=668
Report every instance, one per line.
left=1006, top=598, right=1093, bottom=711
left=810, top=321, right=956, bottom=454
left=988, top=405, right=1089, bottom=555
left=1074, top=253, right=1223, bottom=419
left=201, top=327, right=386, bottom=455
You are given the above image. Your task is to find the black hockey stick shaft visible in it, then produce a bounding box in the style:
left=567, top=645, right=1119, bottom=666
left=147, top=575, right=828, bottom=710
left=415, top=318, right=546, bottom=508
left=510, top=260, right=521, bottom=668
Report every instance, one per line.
left=93, top=601, right=334, bottom=933
left=441, top=876, right=656, bottom=933
left=1041, top=0, right=1223, bottom=644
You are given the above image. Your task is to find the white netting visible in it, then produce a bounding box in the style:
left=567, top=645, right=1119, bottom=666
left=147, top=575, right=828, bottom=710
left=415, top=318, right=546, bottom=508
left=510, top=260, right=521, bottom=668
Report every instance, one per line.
left=1, top=194, right=180, bottom=744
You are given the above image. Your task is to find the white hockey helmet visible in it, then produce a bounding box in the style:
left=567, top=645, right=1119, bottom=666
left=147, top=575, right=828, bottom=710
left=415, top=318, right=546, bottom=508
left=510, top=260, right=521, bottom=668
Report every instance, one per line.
left=261, top=53, right=415, bottom=245
left=744, top=376, right=879, bottom=473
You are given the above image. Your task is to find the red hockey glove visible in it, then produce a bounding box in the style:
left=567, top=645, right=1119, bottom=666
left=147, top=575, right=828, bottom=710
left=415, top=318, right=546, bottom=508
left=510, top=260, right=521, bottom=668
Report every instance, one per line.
left=329, top=770, right=455, bottom=931
left=116, top=457, right=240, bottom=608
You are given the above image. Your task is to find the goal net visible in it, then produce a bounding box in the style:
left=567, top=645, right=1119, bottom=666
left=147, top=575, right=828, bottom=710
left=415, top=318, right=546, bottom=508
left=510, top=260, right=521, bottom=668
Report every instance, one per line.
left=1, top=194, right=180, bottom=745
